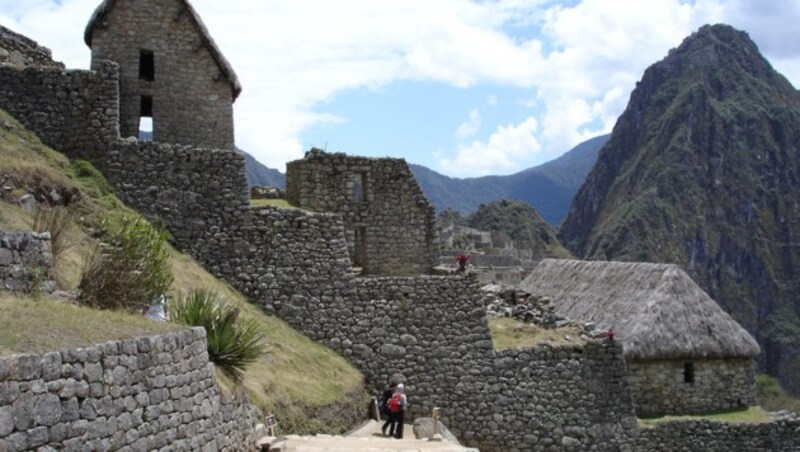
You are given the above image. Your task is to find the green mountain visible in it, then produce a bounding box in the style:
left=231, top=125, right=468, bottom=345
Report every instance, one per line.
left=559, top=24, right=800, bottom=394
left=242, top=151, right=285, bottom=188
left=411, top=134, right=609, bottom=225
left=467, top=200, right=572, bottom=259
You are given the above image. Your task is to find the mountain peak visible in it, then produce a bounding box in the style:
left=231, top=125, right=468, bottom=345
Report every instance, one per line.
left=639, top=23, right=796, bottom=104
left=559, top=24, right=800, bottom=395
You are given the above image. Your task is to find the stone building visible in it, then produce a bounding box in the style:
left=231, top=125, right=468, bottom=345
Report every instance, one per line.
left=286, top=149, right=439, bottom=276
left=84, top=0, right=241, bottom=149
left=519, top=259, right=761, bottom=417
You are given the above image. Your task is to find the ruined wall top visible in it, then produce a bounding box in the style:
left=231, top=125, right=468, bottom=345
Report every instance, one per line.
left=0, top=25, right=64, bottom=69
left=285, top=148, right=440, bottom=276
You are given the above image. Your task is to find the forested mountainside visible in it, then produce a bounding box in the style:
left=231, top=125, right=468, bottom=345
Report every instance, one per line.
left=559, top=24, right=800, bottom=395
left=466, top=200, right=571, bottom=259
left=411, top=134, right=608, bottom=224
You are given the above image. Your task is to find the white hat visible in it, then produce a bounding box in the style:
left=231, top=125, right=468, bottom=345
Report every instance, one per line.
left=396, top=383, right=404, bottom=392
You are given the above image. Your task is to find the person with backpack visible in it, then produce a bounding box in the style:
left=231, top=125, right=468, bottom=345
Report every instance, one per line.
left=380, top=381, right=397, bottom=436
left=387, top=383, right=408, bottom=439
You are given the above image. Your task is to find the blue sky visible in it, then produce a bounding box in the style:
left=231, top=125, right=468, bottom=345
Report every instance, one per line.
left=2, top=0, right=800, bottom=176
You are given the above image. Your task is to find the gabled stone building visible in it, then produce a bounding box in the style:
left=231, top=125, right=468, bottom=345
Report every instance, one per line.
left=286, top=149, right=439, bottom=276
left=84, top=0, right=241, bottom=150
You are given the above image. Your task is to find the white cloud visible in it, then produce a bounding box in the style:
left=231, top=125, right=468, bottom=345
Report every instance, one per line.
left=441, top=117, right=541, bottom=176
left=2, top=0, right=800, bottom=174
left=487, top=95, right=498, bottom=106
left=455, top=109, right=482, bottom=141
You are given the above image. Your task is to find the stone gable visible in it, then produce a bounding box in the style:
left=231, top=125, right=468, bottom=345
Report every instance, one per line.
left=86, top=0, right=237, bottom=150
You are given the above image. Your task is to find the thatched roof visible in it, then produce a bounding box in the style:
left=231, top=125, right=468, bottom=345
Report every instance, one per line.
left=84, top=0, right=242, bottom=101
left=518, top=259, right=760, bottom=360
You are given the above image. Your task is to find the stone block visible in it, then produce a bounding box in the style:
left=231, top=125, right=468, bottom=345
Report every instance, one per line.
left=33, top=393, right=61, bottom=426
left=0, top=406, right=13, bottom=437
left=11, top=355, right=41, bottom=381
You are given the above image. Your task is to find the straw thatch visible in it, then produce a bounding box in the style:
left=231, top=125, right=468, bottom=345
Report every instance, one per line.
left=518, top=259, right=760, bottom=360
left=84, top=0, right=242, bottom=100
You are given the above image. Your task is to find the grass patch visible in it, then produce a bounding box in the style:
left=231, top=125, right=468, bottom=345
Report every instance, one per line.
left=489, top=317, right=587, bottom=349
left=170, top=251, right=364, bottom=407
left=638, top=406, right=773, bottom=427
left=0, top=200, right=32, bottom=231
left=250, top=198, right=302, bottom=210
left=0, top=293, right=182, bottom=356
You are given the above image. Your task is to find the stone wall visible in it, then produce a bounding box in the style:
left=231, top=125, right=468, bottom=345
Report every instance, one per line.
left=0, top=231, right=57, bottom=294
left=0, top=328, right=261, bottom=451
left=88, top=0, right=236, bottom=149
left=0, top=62, right=120, bottom=160
left=0, top=26, right=63, bottom=69
left=269, top=269, right=637, bottom=451
left=0, top=61, right=248, bottom=253
left=286, top=149, right=439, bottom=276
left=636, top=419, right=800, bottom=451
left=100, top=140, right=250, bottom=252
left=628, top=358, right=757, bottom=417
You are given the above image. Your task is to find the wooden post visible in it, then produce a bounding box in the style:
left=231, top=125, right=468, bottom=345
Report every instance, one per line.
left=265, top=414, right=277, bottom=437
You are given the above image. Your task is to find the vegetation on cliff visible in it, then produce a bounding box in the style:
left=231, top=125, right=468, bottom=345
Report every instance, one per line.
left=559, top=24, right=800, bottom=395
left=467, top=200, right=572, bottom=259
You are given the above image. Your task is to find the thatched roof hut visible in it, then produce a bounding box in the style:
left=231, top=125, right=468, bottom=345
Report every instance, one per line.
left=518, top=259, right=760, bottom=361
left=84, top=0, right=242, bottom=100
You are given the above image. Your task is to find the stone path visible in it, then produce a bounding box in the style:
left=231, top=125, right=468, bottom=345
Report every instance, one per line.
left=263, top=420, right=479, bottom=451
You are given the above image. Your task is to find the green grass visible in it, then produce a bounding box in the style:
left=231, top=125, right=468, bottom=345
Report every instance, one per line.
left=488, top=317, right=587, bottom=350
left=0, top=293, right=182, bottom=356
left=638, top=406, right=773, bottom=427
left=0, top=107, right=367, bottom=434
left=250, top=198, right=297, bottom=209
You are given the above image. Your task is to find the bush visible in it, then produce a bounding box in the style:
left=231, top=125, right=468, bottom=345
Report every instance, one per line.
left=32, top=205, right=74, bottom=258
left=170, top=289, right=266, bottom=382
left=757, top=374, right=800, bottom=413
left=77, top=215, right=173, bottom=312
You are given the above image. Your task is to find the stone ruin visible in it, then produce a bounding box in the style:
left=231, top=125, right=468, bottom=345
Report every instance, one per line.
left=0, top=8, right=799, bottom=450
left=286, top=148, right=439, bottom=276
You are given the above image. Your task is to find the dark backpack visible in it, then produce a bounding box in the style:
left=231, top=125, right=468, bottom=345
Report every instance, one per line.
left=388, top=392, right=402, bottom=412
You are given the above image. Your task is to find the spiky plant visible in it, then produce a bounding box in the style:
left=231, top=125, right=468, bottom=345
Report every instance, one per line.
left=170, top=289, right=266, bottom=382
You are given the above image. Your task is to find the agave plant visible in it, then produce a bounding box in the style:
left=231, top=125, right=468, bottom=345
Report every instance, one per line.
left=170, top=289, right=266, bottom=382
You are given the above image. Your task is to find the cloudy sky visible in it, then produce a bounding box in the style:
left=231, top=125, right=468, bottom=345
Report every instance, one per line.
left=2, top=0, right=800, bottom=177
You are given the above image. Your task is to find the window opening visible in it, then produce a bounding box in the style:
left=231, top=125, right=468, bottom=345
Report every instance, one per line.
left=683, top=362, right=695, bottom=383
left=139, top=96, right=153, bottom=140
left=139, top=50, right=155, bottom=81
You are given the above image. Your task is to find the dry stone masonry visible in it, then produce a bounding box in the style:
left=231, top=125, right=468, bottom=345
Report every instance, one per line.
left=0, top=26, right=63, bottom=69
left=286, top=149, right=440, bottom=276
left=627, top=358, right=757, bottom=417
left=0, top=231, right=57, bottom=294
left=0, top=328, right=261, bottom=452
left=85, top=0, right=239, bottom=150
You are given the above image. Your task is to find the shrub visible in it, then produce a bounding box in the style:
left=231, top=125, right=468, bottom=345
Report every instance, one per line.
left=77, top=215, right=173, bottom=312
left=32, top=205, right=74, bottom=258
left=757, top=374, right=800, bottom=413
left=170, top=289, right=266, bottom=382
